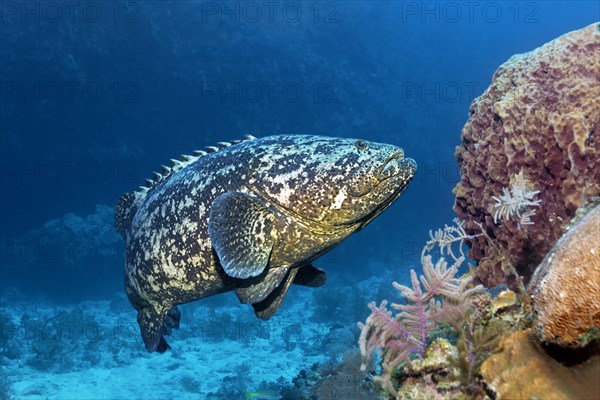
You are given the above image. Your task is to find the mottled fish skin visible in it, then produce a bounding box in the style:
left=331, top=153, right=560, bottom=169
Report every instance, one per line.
left=116, top=134, right=416, bottom=352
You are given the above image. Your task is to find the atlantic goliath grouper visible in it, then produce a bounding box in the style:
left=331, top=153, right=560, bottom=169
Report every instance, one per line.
left=115, top=135, right=416, bottom=352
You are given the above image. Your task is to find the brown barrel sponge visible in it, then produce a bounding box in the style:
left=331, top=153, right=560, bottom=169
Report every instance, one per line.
left=453, top=23, right=600, bottom=288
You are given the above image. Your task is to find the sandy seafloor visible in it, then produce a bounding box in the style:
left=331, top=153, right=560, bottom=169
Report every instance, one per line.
left=0, top=280, right=386, bottom=399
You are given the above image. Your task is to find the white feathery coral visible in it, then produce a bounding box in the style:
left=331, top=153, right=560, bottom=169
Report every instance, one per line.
left=492, top=171, right=541, bottom=225
left=423, top=218, right=480, bottom=261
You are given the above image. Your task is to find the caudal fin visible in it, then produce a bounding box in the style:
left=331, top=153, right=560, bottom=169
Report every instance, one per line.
left=137, top=306, right=181, bottom=353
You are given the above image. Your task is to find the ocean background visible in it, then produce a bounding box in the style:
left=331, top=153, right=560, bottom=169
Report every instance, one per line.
left=0, top=1, right=598, bottom=399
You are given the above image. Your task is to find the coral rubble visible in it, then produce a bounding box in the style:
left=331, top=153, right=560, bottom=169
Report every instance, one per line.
left=529, top=204, right=600, bottom=347
left=453, top=23, right=600, bottom=288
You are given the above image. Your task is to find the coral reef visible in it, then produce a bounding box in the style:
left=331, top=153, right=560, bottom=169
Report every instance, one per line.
left=18, top=204, right=121, bottom=265
left=206, top=361, right=257, bottom=399
left=3, top=296, right=352, bottom=400
left=360, top=292, right=526, bottom=400
left=286, top=363, right=321, bottom=399
left=453, top=23, right=600, bottom=288
left=529, top=204, right=600, bottom=347
left=489, top=289, right=518, bottom=316
left=0, top=306, right=127, bottom=374
left=481, top=329, right=600, bottom=400
left=311, top=350, right=378, bottom=400
left=358, top=221, right=485, bottom=397
left=357, top=253, right=483, bottom=395
left=449, top=304, right=524, bottom=398
left=1, top=205, right=123, bottom=298
left=403, top=338, right=456, bottom=375
left=2, top=204, right=121, bottom=273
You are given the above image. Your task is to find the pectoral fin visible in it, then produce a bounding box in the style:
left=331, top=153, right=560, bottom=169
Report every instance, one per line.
left=253, top=269, right=298, bottom=320
left=208, top=192, right=277, bottom=279
left=293, top=264, right=327, bottom=287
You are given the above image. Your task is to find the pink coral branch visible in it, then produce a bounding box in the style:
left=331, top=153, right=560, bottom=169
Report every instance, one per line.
left=358, top=250, right=485, bottom=395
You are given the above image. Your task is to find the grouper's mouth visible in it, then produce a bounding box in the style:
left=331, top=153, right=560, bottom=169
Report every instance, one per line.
left=349, top=156, right=417, bottom=228
left=377, top=150, right=414, bottom=183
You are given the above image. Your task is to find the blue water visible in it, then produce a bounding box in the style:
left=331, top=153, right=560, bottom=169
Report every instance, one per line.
left=1, top=1, right=597, bottom=399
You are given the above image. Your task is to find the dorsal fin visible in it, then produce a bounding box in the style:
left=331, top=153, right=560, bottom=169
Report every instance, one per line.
left=134, top=134, right=256, bottom=196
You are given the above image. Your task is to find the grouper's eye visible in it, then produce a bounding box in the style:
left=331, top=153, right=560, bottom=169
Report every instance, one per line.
left=354, top=139, right=369, bottom=151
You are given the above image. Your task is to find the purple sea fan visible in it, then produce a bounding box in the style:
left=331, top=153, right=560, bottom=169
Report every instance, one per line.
left=357, top=254, right=484, bottom=395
